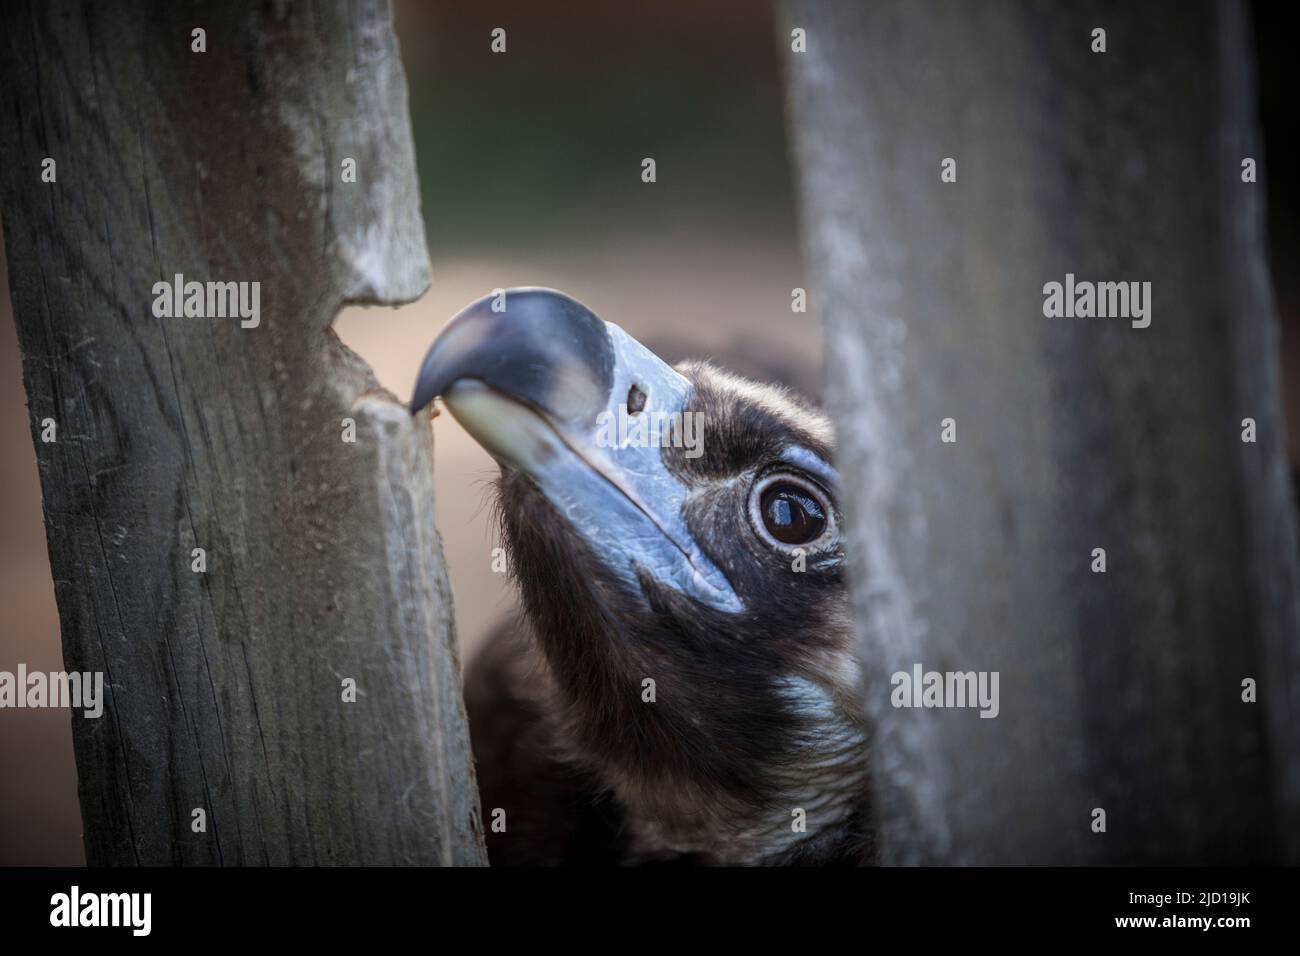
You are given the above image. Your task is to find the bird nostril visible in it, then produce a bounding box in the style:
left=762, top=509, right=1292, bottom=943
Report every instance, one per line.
left=627, top=384, right=647, bottom=415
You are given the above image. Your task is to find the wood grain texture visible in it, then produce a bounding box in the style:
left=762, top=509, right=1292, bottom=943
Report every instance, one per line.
left=0, top=0, right=486, bottom=865
left=782, top=0, right=1300, bottom=863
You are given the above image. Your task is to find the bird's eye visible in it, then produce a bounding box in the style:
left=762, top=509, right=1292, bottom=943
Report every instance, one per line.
left=748, top=472, right=835, bottom=550
left=761, top=485, right=825, bottom=543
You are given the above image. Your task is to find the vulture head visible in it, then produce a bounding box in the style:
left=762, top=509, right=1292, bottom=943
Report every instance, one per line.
left=411, top=288, right=869, bottom=865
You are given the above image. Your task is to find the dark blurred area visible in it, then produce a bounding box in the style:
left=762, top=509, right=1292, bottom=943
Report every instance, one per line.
left=1, top=0, right=1295, bottom=864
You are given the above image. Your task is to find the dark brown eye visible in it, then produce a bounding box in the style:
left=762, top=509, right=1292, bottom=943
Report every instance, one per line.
left=758, top=482, right=827, bottom=545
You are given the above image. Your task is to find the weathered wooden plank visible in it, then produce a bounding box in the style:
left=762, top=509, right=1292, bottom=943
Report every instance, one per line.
left=782, top=0, right=1300, bottom=863
left=0, top=0, right=486, bottom=865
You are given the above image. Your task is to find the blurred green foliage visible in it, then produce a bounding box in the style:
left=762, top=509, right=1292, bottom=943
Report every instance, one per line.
left=405, top=48, right=798, bottom=254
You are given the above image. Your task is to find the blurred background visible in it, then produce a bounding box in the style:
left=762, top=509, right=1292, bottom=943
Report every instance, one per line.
left=1, top=0, right=1294, bottom=864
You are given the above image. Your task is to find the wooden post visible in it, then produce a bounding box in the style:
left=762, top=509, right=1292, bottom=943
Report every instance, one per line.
left=0, top=0, right=486, bottom=865
left=782, top=0, right=1300, bottom=863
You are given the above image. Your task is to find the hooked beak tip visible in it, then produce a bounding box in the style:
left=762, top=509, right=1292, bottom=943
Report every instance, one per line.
left=409, top=380, right=439, bottom=416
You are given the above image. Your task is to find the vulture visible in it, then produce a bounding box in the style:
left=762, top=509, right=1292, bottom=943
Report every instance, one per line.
left=410, top=288, right=871, bottom=865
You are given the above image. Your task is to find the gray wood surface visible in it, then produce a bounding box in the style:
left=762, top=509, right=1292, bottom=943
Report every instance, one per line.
left=783, top=0, right=1300, bottom=863
left=0, top=0, right=486, bottom=865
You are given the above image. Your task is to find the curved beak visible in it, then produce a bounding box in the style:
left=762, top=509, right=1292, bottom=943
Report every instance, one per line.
left=410, top=288, right=741, bottom=614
